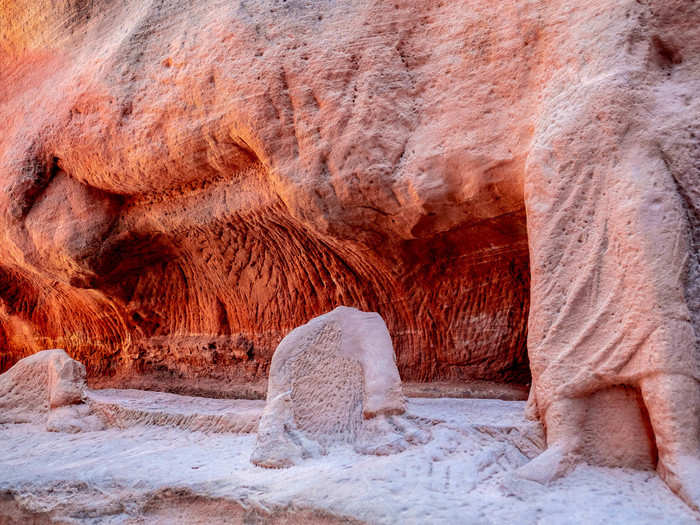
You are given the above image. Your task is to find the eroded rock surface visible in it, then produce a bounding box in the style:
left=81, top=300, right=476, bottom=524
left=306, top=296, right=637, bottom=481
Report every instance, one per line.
left=1, top=0, right=695, bottom=393
left=0, top=349, right=103, bottom=432
left=86, top=388, right=263, bottom=434
left=0, top=0, right=699, bottom=512
left=512, top=2, right=700, bottom=509
left=0, top=0, right=539, bottom=385
left=3, top=397, right=699, bottom=525
left=252, top=307, right=429, bottom=468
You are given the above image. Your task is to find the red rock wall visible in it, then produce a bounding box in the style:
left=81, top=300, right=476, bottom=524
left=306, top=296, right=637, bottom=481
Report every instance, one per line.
left=1, top=0, right=697, bottom=392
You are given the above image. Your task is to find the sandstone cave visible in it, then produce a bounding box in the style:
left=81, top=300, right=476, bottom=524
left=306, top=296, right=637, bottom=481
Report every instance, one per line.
left=1, top=0, right=699, bottom=522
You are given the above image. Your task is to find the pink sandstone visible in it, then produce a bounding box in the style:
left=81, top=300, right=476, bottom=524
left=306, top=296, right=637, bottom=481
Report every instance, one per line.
left=0, top=0, right=698, bottom=513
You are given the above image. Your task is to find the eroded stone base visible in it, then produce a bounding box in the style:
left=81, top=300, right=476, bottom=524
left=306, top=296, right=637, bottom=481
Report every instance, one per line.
left=1, top=394, right=697, bottom=524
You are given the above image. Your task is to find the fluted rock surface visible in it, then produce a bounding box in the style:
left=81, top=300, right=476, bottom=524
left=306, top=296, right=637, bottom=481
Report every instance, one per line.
left=0, top=0, right=697, bottom=398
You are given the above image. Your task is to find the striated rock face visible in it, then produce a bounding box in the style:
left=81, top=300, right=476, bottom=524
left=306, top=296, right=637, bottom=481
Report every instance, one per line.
left=0, top=0, right=537, bottom=385
left=0, top=0, right=698, bottom=409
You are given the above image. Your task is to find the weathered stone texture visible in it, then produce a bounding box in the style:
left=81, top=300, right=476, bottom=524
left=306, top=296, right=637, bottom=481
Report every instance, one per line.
left=0, top=0, right=697, bottom=402
left=251, top=307, right=429, bottom=468
left=0, top=0, right=541, bottom=385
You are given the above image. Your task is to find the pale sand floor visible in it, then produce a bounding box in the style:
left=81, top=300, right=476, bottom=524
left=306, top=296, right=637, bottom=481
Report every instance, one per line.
left=1, top=391, right=697, bottom=524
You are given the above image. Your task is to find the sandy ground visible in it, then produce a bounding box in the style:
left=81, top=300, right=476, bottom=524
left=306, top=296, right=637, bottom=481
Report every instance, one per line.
left=1, top=391, right=698, bottom=524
